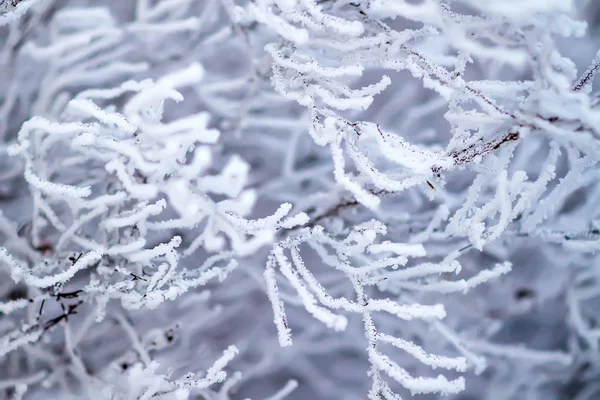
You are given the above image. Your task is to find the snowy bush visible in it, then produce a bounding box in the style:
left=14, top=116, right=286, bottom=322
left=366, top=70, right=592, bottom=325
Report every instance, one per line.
left=1, top=0, right=600, bottom=399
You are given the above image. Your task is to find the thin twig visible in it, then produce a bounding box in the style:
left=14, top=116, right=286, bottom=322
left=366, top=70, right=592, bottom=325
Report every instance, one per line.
left=573, top=59, right=600, bottom=92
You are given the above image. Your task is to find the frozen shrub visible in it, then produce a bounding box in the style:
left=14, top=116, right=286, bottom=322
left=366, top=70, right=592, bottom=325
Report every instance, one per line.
left=1, top=0, right=600, bottom=399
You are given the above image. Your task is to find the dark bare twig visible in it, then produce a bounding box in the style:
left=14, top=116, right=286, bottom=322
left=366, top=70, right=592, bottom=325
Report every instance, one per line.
left=130, top=273, right=147, bottom=281
left=68, top=253, right=83, bottom=265
left=55, top=290, right=83, bottom=301
left=42, top=300, right=83, bottom=331
left=446, top=130, right=520, bottom=168
left=573, top=59, right=600, bottom=92
left=282, top=189, right=390, bottom=236
left=37, top=299, right=45, bottom=319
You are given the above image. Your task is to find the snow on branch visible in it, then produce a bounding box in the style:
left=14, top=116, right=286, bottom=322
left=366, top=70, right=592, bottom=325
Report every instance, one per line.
left=263, top=221, right=508, bottom=398
left=1, top=0, right=599, bottom=399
